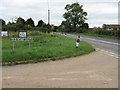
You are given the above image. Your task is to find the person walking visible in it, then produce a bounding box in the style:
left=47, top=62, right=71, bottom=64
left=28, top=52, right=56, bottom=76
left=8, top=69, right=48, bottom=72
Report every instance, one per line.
left=76, top=35, right=80, bottom=48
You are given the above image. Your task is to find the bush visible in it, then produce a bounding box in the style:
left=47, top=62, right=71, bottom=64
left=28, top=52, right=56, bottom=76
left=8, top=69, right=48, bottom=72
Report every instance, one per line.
left=76, top=28, right=89, bottom=33
left=33, top=27, right=50, bottom=33
left=94, top=30, right=119, bottom=36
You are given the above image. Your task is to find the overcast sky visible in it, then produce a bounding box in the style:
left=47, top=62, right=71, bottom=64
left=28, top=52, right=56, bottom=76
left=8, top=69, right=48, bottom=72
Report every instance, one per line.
left=0, top=0, right=119, bottom=28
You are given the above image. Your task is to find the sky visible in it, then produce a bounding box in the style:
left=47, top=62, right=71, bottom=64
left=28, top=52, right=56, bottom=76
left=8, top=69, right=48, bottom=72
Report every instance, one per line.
left=0, top=0, right=119, bottom=28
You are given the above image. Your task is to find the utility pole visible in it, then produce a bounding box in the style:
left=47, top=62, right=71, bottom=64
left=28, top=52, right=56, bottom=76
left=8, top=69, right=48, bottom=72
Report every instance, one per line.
left=47, top=0, right=50, bottom=25
left=48, top=9, right=50, bottom=24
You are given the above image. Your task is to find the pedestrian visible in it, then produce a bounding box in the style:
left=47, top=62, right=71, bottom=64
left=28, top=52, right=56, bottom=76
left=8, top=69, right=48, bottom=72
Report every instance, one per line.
left=76, top=35, right=80, bottom=48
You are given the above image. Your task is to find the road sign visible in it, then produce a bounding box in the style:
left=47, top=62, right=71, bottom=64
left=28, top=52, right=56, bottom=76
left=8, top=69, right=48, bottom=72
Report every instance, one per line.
left=10, top=38, right=34, bottom=41
left=1, top=31, right=8, bottom=37
left=19, top=32, right=27, bottom=38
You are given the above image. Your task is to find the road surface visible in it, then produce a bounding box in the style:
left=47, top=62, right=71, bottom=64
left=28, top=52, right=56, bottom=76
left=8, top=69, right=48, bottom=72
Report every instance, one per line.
left=2, top=33, right=118, bottom=88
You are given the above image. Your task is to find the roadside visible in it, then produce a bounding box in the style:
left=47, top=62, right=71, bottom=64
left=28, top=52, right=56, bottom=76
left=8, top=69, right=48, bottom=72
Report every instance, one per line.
left=2, top=51, right=118, bottom=88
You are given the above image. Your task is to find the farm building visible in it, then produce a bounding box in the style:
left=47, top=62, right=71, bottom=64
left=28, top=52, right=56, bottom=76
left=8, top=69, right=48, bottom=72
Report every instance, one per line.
left=102, top=24, right=120, bottom=30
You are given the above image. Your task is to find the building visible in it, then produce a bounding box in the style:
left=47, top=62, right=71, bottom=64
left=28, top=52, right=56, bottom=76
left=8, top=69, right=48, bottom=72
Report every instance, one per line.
left=102, top=24, right=120, bottom=30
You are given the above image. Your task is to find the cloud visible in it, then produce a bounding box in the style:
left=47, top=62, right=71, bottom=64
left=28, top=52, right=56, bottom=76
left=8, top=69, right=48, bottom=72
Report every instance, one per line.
left=0, top=0, right=119, bottom=27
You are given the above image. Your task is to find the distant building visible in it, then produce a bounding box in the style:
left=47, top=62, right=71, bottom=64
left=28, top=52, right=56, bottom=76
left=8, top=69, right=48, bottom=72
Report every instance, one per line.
left=102, top=24, right=120, bottom=30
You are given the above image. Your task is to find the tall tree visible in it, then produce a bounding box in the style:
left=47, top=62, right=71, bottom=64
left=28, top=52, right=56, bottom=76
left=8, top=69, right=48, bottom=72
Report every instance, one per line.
left=26, top=18, right=35, bottom=27
left=63, top=3, right=88, bottom=32
left=0, top=19, right=6, bottom=26
left=16, top=17, right=25, bottom=24
left=37, top=20, right=44, bottom=27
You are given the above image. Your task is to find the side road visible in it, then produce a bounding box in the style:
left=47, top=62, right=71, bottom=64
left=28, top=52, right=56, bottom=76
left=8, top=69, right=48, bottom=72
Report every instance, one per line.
left=2, top=51, right=118, bottom=88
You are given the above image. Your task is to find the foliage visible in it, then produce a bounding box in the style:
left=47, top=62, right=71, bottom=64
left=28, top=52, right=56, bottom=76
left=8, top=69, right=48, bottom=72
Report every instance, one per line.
left=94, top=30, right=119, bottom=37
left=16, top=17, right=25, bottom=24
left=33, top=27, right=50, bottom=33
left=26, top=18, right=35, bottom=27
left=0, top=18, right=6, bottom=26
left=37, top=20, right=44, bottom=27
left=62, top=3, right=89, bottom=32
left=3, top=23, right=25, bottom=31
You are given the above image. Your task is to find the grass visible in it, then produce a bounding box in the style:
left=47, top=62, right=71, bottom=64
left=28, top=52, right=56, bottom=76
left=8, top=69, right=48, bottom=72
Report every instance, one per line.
left=2, top=33, right=95, bottom=65
left=69, top=32, right=120, bottom=39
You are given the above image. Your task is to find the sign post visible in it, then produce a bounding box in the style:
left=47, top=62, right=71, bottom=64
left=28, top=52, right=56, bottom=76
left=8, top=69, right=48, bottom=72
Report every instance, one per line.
left=10, top=38, right=34, bottom=50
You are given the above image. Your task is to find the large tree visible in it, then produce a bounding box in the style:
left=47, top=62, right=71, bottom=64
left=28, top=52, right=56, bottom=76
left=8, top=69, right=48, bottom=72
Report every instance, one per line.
left=63, top=3, right=88, bottom=32
left=16, top=17, right=25, bottom=24
left=26, top=18, right=35, bottom=27
left=0, top=19, right=6, bottom=26
left=37, top=20, right=44, bottom=27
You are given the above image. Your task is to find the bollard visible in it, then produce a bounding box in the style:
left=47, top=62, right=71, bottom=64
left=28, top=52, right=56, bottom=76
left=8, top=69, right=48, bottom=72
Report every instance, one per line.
left=76, top=35, right=80, bottom=48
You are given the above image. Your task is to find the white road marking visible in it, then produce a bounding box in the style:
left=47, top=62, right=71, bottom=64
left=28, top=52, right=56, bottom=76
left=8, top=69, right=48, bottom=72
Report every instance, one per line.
left=96, top=48, right=118, bottom=59
left=3, top=77, right=12, bottom=79
left=49, top=70, right=112, bottom=81
left=49, top=71, right=96, bottom=75
left=49, top=76, right=112, bottom=81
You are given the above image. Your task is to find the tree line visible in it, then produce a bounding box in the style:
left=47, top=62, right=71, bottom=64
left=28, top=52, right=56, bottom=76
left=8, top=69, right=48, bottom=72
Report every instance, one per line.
left=1, top=17, right=56, bottom=33
left=1, top=3, right=89, bottom=33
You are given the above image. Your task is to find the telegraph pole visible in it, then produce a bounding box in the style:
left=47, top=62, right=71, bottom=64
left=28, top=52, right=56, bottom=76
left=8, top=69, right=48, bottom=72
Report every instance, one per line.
left=48, top=9, right=50, bottom=24
left=47, top=0, right=50, bottom=25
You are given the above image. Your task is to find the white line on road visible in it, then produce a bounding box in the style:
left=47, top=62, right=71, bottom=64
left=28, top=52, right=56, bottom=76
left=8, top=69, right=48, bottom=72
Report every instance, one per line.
left=96, top=48, right=118, bottom=59
left=49, top=77, right=112, bottom=81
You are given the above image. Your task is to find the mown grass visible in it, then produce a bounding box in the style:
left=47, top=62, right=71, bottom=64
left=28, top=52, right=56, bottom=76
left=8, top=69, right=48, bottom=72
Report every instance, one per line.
left=2, top=33, right=95, bottom=65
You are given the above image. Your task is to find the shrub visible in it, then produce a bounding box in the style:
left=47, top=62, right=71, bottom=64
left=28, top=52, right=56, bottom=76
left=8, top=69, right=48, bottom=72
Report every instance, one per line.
left=94, top=30, right=119, bottom=36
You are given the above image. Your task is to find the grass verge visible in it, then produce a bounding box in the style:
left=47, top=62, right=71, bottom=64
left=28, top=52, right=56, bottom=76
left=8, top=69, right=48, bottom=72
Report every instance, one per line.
left=2, top=33, right=95, bottom=66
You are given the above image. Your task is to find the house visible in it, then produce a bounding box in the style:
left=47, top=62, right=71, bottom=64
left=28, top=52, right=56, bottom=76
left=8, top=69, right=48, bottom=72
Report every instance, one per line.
left=102, top=24, right=120, bottom=30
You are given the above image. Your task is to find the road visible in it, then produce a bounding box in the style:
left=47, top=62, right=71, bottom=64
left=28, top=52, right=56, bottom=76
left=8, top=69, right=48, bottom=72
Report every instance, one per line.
left=2, top=33, right=118, bottom=88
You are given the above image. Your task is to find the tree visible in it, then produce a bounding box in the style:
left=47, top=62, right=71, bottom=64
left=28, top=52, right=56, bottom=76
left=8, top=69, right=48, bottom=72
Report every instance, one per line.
left=81, top=23, right=89, bottom=29
left=37, top=20, right=44, bottom=27
left=26, top=18, right=35, bottom=27
left=0, top=19, right=6, bottom=26
left=63, top=3, right=88, bottom=32
left=16, top=17, right=25, bottom=24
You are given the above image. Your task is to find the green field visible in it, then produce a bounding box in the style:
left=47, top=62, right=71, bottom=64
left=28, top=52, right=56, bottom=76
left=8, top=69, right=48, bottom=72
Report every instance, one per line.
left=2, top=33, right=95, bottom=65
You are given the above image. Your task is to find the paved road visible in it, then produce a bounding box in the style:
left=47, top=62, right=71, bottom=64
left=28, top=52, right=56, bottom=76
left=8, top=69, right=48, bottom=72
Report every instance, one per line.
left=2, top=33, right=118, bottom=88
